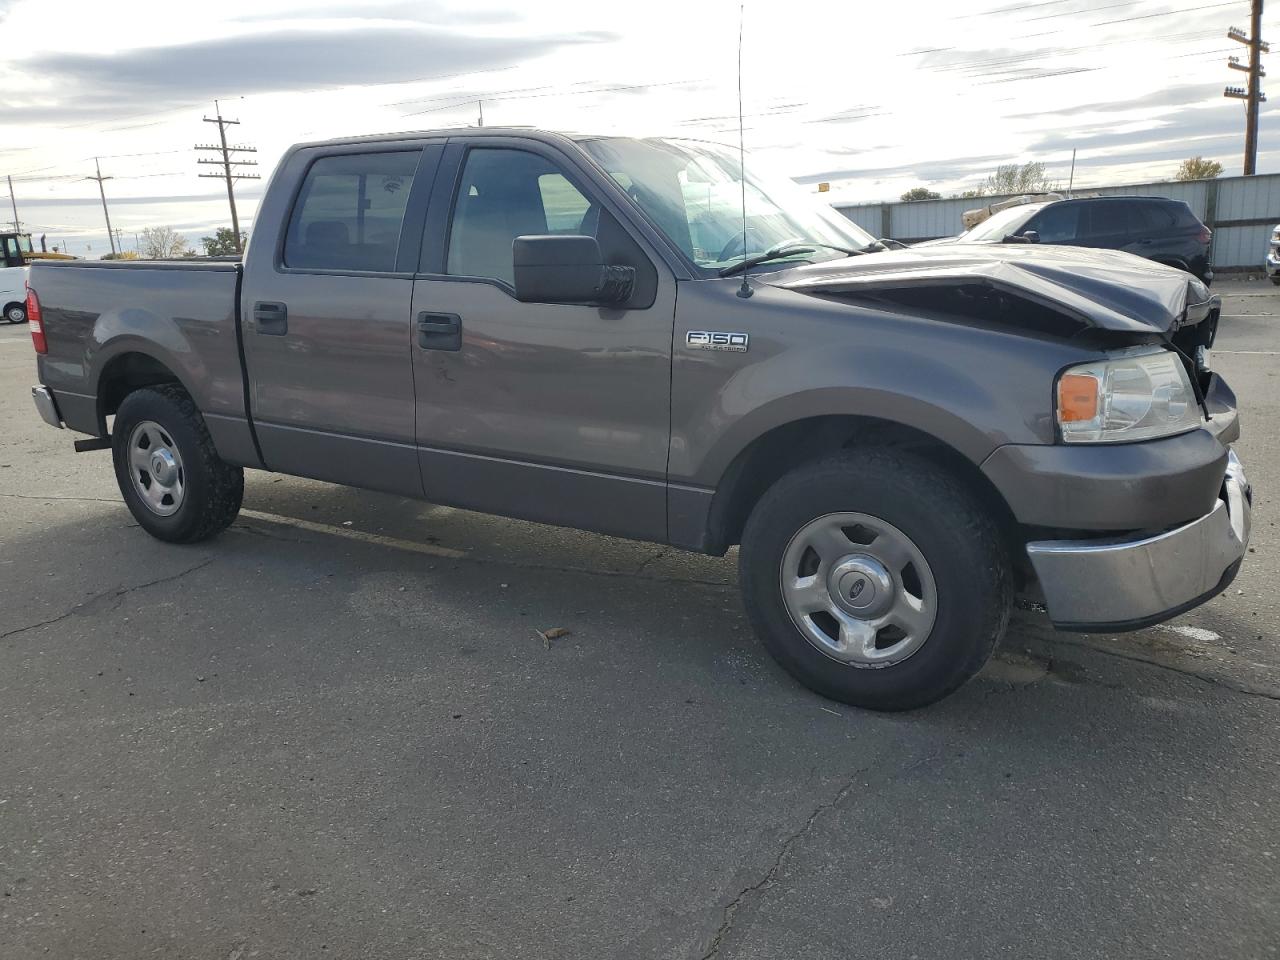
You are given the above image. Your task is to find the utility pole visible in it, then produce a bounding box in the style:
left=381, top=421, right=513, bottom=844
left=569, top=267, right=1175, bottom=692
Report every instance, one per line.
left=86, top=158, right=118, bottom=256
left=1226, top=2, right=1269, bottom=176
left=195, top=100, right=259, bottom=254
left=5, top=175, right=20, bottom=232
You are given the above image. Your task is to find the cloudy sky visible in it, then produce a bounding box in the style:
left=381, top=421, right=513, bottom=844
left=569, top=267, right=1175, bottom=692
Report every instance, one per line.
left=1, top=0, right=1276, bottom=255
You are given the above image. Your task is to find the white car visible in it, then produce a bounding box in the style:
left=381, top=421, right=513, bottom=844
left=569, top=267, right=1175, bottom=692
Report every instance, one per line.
left=1267, top=224, right=1280, bottom=285
left=2, top=232, right=32, bottom=323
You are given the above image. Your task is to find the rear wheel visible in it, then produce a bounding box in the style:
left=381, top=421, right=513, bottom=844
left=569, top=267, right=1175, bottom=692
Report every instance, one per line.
left=4, top=302, right=25, bottom=324
left=112, top=384, right=243, bottom=543
left=739, top=450, right=1012, bottom=711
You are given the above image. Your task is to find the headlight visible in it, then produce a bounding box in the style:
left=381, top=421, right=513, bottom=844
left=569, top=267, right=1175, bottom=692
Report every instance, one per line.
left=1056, top=349, right=1203, bottom=443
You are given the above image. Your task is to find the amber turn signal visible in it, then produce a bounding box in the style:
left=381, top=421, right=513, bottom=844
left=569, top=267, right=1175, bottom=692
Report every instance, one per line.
left=1057, top=372, right=1099, bottom=423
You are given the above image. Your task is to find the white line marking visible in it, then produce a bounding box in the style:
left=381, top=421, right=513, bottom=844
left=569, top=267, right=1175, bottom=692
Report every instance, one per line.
left=1160, top=624, right=1221, bottom=643
left=1222, top=314, right=1279, bottom=319
left=238, top=509, right=467, bottom=558
left=1214, top=350, right=1280, bottom=355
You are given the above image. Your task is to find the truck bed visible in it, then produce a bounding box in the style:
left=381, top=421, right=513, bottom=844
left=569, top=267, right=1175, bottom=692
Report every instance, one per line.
left=29, top=258, right=257, bottom=466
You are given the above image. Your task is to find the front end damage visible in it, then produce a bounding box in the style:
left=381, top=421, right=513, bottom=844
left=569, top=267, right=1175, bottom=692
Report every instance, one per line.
left=767, top=244, right=1247, bottom=633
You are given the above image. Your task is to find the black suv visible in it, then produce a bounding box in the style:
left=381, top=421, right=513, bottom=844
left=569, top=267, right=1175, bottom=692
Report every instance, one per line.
left=931, top=196, right=1214, bottom=282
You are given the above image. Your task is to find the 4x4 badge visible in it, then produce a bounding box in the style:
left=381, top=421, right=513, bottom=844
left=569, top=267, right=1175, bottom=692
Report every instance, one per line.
left=686, top=331, right=749, bottom=352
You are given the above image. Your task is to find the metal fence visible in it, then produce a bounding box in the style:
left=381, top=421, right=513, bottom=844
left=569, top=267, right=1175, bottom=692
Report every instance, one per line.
left=832, top=173, right=1280, bottom=270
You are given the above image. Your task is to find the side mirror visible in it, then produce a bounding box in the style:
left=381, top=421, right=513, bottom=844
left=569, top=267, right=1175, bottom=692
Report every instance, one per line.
left=1021, top=230, right=1040, bottom=244
left=512, top=235, right=635, bottom=305
left=878, top=237, right=909, bottom=250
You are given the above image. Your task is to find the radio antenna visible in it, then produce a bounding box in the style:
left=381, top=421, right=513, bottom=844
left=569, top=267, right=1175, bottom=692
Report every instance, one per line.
left=735, top=1, right=752, bottom=298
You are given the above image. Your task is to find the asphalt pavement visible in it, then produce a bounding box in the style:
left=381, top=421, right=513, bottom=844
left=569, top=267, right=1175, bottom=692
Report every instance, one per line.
left=1, top=281, right=1277, bottom=959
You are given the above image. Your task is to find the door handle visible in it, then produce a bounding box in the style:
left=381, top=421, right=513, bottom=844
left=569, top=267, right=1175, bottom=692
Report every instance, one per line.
left=417, top=312, right=461, bottom=351
left=253, top=301, right=288, bottom=336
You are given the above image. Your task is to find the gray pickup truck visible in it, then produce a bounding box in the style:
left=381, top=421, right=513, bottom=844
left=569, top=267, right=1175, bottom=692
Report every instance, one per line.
left=27, top=129, right=1252, bottom=710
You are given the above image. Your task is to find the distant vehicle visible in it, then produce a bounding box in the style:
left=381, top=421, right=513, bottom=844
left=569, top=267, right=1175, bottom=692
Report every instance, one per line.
left=1267, top=224, right=1280, bottom=285
left=1, top=232, right=76, bottom=323
left=920, top=196, right=1214, bottom=283
left=26, top=129, right=1248, bottom=711
left=961, top=193, right=1064, bottom=231
left=2, top=232, right=34, bottom=323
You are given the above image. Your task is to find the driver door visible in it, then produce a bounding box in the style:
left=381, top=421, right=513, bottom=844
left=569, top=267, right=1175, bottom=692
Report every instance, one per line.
left=409, top=138, right=676, bottom=541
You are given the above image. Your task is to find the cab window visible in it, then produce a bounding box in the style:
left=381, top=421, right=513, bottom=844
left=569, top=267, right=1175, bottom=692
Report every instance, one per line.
left=283, top=151, right=420, bottom=272
left=446, top=149, right=595, bottom=286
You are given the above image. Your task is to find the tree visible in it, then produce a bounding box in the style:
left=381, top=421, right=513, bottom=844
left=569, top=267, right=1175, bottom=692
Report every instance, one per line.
left=140, top=226, right=189, bottom=259
left=962, top=162, right=1058, bottom=198
left=900, top=187, right=942, bottom=202
left=201, top=227, right=248, bottom=257
left=1175, top=157, right=1223, bottom=181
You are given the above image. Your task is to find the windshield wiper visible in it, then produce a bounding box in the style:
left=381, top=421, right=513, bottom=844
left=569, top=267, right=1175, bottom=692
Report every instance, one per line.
left=718, top=239, right=861, bottom=278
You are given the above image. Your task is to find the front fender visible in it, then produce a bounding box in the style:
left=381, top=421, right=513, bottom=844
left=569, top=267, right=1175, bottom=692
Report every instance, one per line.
left=669, top=280, right=1092, bottom=488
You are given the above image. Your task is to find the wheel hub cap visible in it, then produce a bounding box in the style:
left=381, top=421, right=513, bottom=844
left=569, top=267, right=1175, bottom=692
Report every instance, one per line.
left=127, top=420, right=185, bottom=517
left=829, top=556, right=893, bottom=618
left=779, top=512, right=938, bottom=668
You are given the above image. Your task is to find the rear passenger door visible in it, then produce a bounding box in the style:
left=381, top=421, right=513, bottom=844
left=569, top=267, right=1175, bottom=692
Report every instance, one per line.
left=408, top=137, right=676, bottom=542
left=240, top=141, right=443, bottom=496
left=1078, top=201, right=1130, bottom=252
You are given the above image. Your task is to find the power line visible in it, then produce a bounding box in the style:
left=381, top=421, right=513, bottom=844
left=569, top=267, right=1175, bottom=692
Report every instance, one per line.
left=195, top=100, right=259, bottom=254
left=1225, top=0, right=1269, bottom=175
left=86, top=158, right=117, bottom=256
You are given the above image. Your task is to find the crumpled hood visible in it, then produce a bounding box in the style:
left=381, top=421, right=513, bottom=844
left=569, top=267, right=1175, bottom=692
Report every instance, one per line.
left=767, top=242, right=1198, bottom=334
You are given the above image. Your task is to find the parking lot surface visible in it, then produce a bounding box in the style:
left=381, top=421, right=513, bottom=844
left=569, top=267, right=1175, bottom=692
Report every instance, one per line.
left=2, top=281, right=1278, bottom=959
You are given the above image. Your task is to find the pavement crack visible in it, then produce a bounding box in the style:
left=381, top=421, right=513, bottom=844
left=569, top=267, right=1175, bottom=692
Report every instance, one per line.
left=634, top=549, right=667, bottom=575
left=0, top=558, right=215, bottom=641
left=699, top=769, right=866, bottom=960
left=1053, top=637, right=1280, bottom=702
left=0, top=493, right=121, bottom=504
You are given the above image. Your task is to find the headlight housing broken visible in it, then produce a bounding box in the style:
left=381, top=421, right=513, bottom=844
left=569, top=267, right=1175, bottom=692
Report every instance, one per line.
left=1056, top=349, right=1203, bottom=443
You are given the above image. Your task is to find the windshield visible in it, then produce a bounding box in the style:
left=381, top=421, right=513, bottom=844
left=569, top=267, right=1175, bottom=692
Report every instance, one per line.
left=16, top=235, right=33, bottom=255
left=962, top=203, right=1046, bottom=243
left=578, top=137, right=876, bottom=273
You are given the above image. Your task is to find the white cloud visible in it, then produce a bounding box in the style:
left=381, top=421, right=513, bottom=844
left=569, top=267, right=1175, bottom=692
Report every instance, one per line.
left=1, top=0, right=1274, bottom=252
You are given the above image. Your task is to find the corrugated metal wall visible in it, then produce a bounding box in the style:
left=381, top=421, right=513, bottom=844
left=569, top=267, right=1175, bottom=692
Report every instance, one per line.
left=832, top=173, right=1280, bottom=269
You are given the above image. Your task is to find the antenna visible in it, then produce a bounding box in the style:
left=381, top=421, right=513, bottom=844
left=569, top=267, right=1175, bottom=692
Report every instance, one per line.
left=736, top=1, right=752, bottom=298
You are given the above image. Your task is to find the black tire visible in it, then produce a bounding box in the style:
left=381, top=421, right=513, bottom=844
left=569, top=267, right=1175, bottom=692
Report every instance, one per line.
left=112, top=384, right=244, bottom=543
left=1271, top=277, right=1280, bottom=286
left=739, top=450, right=1012, bottom=711
left=4, top=302, right=25, bottom=324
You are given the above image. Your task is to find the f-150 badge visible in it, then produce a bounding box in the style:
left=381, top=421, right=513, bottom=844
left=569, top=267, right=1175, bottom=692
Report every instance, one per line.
left=686, top=331, right=749, bottom=352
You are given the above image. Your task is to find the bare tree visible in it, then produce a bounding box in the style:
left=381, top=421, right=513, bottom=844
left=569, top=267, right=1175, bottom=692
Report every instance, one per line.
left=961, top=162, right=1058, bottom=198
left=1175, top=157, right=1224, bottom=181
left=139, top=226, right=190, bottom=259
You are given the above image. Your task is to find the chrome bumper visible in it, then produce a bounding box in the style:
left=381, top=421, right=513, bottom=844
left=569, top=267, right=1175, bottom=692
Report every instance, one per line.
left=1026, top=450, right=1251, bottom=631
left=32, top=385, right=63, bottom=429
left=1267, top=250, right=1280, bottom=276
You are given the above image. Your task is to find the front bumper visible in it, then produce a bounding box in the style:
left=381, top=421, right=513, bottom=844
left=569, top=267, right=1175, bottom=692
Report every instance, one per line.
left=32, top=385, right=63, bottom=429
left=1025, top=450, right=1251, bottom=631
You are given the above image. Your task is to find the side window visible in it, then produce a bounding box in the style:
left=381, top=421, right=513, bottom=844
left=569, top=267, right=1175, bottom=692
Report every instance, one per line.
left=1085, top=202, right=1126, bottom=238
left=1027, top=204, right=1079, bottom=243
left=283, top=151, right=420, bottom=272
left=446, top=148, right=594, bottom=285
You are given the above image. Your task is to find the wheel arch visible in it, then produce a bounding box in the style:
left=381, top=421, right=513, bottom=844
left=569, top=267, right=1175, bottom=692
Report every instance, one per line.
left=95, top=350, right=192, bottom=434
left=702, top=414, right=1021, bottom=558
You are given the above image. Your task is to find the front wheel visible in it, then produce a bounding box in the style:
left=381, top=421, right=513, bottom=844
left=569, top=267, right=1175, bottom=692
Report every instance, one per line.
left=739, top=450, right=1012, bottom=711
left=4, top=302, right=26, bottom=324
left=112, top=384, right=244, bottom=543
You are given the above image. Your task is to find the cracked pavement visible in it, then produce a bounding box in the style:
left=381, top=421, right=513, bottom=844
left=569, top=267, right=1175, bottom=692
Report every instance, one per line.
left=1, top=281, right=1278, bottom=959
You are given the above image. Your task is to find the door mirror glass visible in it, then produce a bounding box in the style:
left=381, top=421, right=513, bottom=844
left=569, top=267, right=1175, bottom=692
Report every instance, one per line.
left=513, top=235, right=635, bottom=305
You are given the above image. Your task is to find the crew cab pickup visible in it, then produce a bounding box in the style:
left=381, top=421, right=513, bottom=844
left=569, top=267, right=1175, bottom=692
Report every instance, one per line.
left=27, top=129, right=1252, bottom=710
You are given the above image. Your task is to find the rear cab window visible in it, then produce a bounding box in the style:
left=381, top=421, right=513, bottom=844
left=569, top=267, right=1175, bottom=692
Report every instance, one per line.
left=283, top=151, right=421, bottom=272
